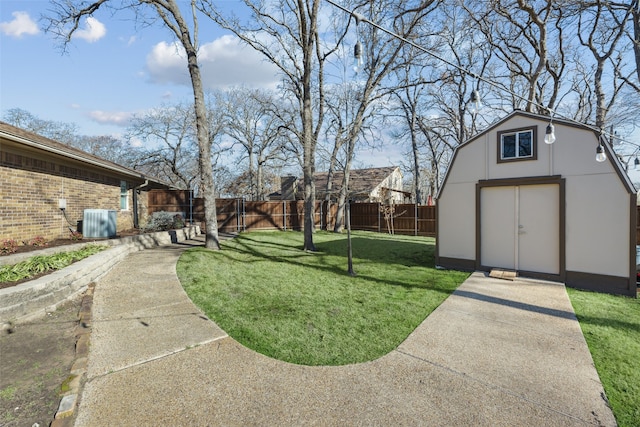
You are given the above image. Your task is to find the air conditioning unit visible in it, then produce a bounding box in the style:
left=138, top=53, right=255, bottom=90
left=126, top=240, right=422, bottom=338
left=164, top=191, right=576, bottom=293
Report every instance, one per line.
left=83, top=209, right=117, bottom=238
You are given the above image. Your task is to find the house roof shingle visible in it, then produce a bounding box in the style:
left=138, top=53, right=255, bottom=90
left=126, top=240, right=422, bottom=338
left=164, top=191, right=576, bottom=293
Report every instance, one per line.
left=0, top=121, right=172, bottom=189
left=314, top=166, right=400, bottom=196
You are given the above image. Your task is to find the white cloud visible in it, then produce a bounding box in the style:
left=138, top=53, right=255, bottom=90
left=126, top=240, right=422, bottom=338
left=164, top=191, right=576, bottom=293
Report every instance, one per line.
left=145, top=41, right=191, bottom=85
left=73, top=17, right=106, bottom=43
left=128, top=137, right=144, bottom=148
left=0, top=11, right=39, bottom=38
left=145, top=35, right=281, bottom=89
left=87, top=110, right=133, bottom=126
left=121, top=35, right=136, bottom=46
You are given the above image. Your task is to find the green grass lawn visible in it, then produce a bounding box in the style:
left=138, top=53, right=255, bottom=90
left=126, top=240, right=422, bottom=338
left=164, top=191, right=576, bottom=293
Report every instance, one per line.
left=177, top=230, right=469, bottom=365
left=567, top=288, right=640, bottom=427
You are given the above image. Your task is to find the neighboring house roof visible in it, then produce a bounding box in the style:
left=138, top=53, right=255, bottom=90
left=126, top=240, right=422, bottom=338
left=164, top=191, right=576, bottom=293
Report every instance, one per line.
left=269, top=166, right=403, bottom=200
left=314, top=166, right=401, bottom=197
left=0, top=121, right=173, bottom=189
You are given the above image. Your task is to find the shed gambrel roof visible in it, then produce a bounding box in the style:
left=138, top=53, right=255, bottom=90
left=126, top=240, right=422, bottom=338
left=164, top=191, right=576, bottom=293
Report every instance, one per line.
left=0, top=121, right=173, bottom=189
left=437, top=110, right=636, bottom=198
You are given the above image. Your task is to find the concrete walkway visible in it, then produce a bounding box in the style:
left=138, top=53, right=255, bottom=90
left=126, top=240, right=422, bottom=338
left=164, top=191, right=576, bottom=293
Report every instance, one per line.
left=74, top=236, right=616, bottom=426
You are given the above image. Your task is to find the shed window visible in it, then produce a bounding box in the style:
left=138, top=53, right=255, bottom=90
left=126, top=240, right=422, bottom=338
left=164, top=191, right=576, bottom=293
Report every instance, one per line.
left=497, top=126, right=537, bottom=163
left=120, top=180, right=128, bottom=210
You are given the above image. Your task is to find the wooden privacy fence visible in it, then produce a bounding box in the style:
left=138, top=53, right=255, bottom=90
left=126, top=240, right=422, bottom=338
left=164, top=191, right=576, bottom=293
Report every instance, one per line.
left=637, top=206, right=640, bottom=245
left=147, top=190, right=437, bottom=236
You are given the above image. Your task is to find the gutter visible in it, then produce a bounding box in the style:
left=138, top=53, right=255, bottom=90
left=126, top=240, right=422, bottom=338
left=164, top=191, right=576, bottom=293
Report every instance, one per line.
left=1, top=129, right=145, bottom=180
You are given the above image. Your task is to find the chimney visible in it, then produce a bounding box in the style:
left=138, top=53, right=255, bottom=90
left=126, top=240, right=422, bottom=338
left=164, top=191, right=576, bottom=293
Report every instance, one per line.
left=280, top=175, right=298, bottom=200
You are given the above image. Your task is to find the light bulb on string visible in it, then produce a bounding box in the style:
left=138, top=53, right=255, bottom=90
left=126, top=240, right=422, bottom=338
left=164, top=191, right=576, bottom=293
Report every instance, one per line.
left=352, top=12, right=363, bottom=74
left=595, top=144, right=607, bottom=163
left=353, top=40, right=363, bottom=73
left=469, top=89, right=481, bottom=115
left=544, top=123, right=556, bottom=144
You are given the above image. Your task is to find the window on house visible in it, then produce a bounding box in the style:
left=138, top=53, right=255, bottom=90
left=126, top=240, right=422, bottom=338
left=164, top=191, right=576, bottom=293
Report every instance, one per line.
left=120, top=180, right=128, bottom=210
left=498, top=127, right=537, bottom=163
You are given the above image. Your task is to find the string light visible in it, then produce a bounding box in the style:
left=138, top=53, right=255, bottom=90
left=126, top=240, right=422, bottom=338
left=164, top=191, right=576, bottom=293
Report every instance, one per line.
left=326, top=0, right=637, bottom=160
left=596, top=136, right=607, bottom=163
left=544, top=122, right=556, bottom=145
left=353, top=13, right=363, bottom=73
left=469, top=89, right=482, bottom=115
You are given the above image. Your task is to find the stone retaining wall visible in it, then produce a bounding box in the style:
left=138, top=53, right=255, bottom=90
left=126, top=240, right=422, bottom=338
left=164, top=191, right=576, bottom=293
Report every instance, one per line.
left=0, top=226, right=201, bottom=323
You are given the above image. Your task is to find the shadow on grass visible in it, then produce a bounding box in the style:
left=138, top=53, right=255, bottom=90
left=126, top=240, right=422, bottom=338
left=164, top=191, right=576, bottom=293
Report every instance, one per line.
left=181, top=231, right=460, bottom=295
left=573, top=314, right=640, bottom=334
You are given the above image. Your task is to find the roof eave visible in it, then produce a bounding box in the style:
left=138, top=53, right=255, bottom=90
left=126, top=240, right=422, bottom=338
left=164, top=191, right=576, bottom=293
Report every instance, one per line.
left=1, top=128, right=157, bottom=184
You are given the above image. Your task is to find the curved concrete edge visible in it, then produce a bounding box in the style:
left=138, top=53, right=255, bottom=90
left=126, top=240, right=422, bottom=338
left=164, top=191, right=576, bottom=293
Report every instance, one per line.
left=0, top=226, right=201, bottom=323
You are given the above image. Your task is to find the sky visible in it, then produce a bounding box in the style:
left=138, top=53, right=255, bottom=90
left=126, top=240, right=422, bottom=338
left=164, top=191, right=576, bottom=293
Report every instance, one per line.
left=1, top=2, right=638, bottom=183
left=0, top=0, right=406, bottom=171
left=0, top=1, right=279, bottom=134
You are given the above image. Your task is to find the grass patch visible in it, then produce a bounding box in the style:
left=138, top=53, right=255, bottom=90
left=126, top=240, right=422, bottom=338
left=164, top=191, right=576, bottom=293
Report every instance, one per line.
left=0, top=386, right=16, bottom=400
left=59, top=375, right=76, bottom=395
left=178, top=230, right=468, bottom=366
left=567, top=288, right=640, bottom=427
left=0, top=244, right=107, bottom=283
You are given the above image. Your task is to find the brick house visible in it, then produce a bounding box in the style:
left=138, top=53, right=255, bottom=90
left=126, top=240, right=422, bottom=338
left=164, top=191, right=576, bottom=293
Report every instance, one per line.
left=0, top=121, right=172, bottom=243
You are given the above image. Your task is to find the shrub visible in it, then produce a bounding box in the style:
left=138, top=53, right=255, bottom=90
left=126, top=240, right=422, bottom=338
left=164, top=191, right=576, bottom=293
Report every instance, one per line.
left=0, top=239, right=18, bottom=255
left=144, top=211, right=185, bottom=232
left=27, top=236, right=48, bottom=247
left=70, top=231, right=83, bottom=241
left=0, top=244, right=107, bottom=282
left=173, top=214, right=185, bottom=229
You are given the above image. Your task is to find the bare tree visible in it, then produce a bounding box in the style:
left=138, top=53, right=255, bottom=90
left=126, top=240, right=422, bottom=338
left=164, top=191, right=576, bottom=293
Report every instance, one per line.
left=45, top=0, right=221, bottom=249
left=321, top=79, right=382, bottom=232
left=389, top=2, right=491, bottom=204
left=632, top=0, right=640, bottom=84
left=3, top=108, right=79, bottom=144
left=3, top=108, right=138, bottom=166
left=221, top=88, right=290, bottom=201
left=126, top=104, right=200, bottom=190
left=575, top=1, right=636, bottom=128
left=75, top=134, right=141, bottom=166
left=462, top=0, right=567, bottom=114
left=199, top=0, right=342, bottom=251
left=323, top=0, right=439, bottom=232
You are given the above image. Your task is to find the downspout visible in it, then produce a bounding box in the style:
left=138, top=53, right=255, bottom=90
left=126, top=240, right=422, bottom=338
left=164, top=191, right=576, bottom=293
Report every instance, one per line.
left=189, top=189, right=193, bottom=226
left=134, top=179, right=150, bottom=229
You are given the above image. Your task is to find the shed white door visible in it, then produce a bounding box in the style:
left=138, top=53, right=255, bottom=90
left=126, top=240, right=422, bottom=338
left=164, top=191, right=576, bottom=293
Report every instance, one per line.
left=480, top=184, right=559, bottom=274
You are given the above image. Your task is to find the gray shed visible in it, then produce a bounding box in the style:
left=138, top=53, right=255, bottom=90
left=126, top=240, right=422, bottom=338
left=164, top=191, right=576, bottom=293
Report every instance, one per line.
left=436, top=110, right=637, bottom=296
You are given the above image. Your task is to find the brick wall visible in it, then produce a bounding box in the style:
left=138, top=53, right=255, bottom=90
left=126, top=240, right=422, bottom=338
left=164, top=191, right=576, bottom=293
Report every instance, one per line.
left=1, top=146, right=144, bottom=243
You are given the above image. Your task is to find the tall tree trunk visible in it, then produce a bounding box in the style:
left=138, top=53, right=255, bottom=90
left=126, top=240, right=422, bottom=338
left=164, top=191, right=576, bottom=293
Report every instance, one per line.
left=257, top=160, right=264, bottom=201
left=191, top=82, right=219, bottom=248
left=594, top=60, right=607, bottom=129
left=301, top=0, right=318, bottom=252
left=333, top=137, right=356, bottom=233
left=634, top=2, right=640, bottom=85
left=411, top=126, right=422, bottom=205
left=176, top=6, right=219, bottom=249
